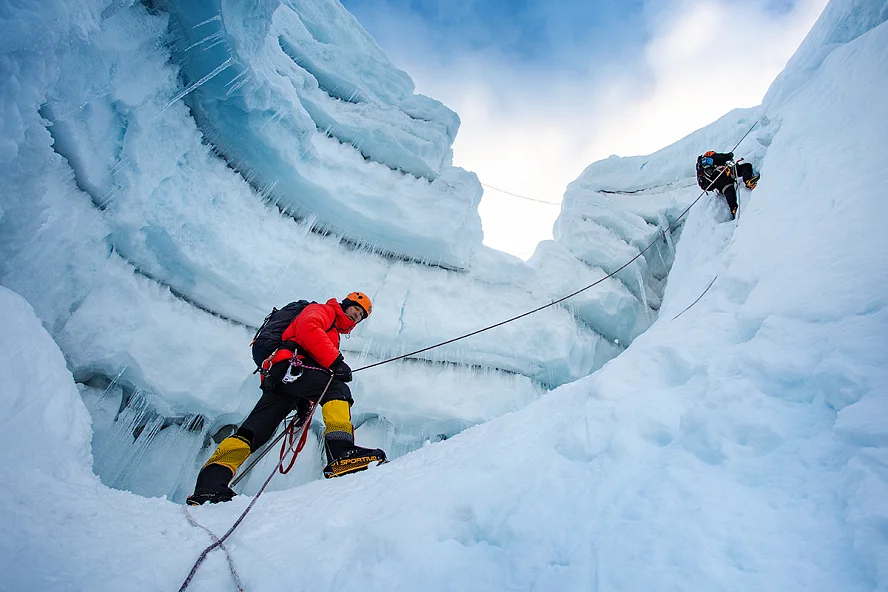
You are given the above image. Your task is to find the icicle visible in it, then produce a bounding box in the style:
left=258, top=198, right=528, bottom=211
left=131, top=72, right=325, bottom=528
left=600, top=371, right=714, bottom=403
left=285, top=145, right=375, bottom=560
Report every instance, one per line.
left=183, top=31, right=224, bottom=52
left=634, top=266, right=653, bottom=322
left=155, top=58, right=234, bottom=119
left=225, top=69, right=251, bottom=97
left=92, top=389, right=163, bottom=489
left=89, top=388, right=211, bottom=501
left=658, top=212, right=675, bottom=258
left=156, top=414, right=211, bottom=501
left=193, top=14, right=222, bottom=28
left=655, top=242, right=668, bottom=277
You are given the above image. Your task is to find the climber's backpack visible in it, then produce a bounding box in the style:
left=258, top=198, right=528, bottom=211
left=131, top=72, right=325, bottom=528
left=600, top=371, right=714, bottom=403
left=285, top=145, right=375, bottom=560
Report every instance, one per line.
left=696, top=152, right=717, bottom=190
left=250, top=300, right=314, bottom=368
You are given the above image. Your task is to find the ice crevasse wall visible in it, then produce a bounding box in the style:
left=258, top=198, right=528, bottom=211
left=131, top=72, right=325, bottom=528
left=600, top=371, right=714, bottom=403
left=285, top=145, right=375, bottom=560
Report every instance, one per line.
left=3, top=0, right=688, bottom=500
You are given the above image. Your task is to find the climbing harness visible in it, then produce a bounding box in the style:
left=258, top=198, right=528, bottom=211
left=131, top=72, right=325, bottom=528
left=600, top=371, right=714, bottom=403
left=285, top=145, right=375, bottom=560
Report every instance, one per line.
left=178, top=374, right=334, bottom=592
left=282, top=357, right=327, bottom=384
left=281, top=358, right=302, bottom=384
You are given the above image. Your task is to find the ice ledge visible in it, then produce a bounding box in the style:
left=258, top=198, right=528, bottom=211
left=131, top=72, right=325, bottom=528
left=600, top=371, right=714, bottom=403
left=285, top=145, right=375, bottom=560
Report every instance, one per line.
left=165, top=0, right=481, bottom=268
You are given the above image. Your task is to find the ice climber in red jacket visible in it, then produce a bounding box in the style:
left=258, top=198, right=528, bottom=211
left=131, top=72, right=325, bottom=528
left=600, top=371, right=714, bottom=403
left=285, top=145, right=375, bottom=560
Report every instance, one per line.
left=187, top=292, right=385, bottom=505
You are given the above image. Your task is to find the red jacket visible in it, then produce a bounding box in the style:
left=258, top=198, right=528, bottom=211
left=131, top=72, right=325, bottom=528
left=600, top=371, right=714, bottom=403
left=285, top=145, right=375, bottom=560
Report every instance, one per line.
left=269, top=298, right=356, bottom=368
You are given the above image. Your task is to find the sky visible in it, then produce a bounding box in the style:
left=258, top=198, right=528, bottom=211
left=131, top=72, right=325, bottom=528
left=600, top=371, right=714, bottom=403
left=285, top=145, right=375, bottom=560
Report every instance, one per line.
left=341, top=0, right=828, bottom=258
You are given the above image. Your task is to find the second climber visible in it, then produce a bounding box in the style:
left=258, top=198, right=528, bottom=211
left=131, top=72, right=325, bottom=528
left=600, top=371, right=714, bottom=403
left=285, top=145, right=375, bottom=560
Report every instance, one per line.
left=696, top=150, right=760, bottom=219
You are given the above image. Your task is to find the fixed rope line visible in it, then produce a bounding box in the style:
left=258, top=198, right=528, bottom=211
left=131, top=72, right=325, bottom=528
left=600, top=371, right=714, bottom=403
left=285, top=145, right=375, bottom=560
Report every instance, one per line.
left=480, top=182, right=561, bottom=205
left=355, top=202, right=689, bottom=372
left=355, top=120, right=758, bottom=374
left=671, top=275, right=718, bottom=321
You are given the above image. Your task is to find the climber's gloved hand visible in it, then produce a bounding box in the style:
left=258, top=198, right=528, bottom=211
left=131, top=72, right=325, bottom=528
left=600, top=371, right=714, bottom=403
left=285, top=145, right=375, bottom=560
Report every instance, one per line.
left=331, top=354, right=353, bottom=383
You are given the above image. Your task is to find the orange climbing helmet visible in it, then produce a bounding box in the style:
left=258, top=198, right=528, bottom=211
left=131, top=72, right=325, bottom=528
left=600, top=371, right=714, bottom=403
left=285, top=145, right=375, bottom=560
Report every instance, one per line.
left=704, top=150, right=716, bottom=157
left=345, top=291, right=372, bottom=317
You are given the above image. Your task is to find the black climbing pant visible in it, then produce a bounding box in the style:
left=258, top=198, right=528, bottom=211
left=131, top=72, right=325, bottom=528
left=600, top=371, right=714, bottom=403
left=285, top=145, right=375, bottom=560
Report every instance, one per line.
left=714, top=162, right=755, bottom=218
left=237, top=362, right=352, bottom=451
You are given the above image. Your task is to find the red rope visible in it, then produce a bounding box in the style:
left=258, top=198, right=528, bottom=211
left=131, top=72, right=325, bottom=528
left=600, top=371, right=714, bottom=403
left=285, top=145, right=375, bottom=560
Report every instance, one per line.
left=278, top=401, right=316, bottom=474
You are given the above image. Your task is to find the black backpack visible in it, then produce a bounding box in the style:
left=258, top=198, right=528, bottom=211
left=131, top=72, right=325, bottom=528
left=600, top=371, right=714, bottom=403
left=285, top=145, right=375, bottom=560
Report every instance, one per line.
left=250, top=300, right=314, bottom=367
left=696, top=154, right=715, bottom=190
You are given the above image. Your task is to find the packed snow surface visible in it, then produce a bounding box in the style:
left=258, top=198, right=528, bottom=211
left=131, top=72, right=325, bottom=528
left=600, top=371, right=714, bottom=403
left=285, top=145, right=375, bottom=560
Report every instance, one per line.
left=1, top=0, right=887, bottom=590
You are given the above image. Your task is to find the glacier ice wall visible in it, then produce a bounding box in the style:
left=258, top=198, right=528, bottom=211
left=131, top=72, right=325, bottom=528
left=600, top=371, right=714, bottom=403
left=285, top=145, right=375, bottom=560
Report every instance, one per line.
left=166, top=0, right=482, bottom=269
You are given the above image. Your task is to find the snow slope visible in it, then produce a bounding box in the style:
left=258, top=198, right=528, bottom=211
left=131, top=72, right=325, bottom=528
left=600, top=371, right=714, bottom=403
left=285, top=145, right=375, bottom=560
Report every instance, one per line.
left=1, top=0, right=887, bottom=590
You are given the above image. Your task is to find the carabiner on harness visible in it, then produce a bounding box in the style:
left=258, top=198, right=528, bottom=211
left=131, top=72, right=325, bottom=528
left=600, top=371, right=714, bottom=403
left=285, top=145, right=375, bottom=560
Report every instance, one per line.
left=282, top=359, right=303, bottom=384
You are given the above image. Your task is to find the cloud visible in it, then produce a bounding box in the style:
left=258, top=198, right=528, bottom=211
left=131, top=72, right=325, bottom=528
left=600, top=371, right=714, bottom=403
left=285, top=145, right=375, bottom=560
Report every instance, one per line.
left=345, top=0, right=648, bottom=74
left=343, top=0, right=827, bottom=257
left=609, top=0, right=830, bottom=155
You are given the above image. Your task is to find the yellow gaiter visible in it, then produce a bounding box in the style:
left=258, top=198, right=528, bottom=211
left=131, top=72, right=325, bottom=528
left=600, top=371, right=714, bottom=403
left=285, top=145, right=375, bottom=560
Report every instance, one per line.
left=203, top=435, right=252, bottom=474
left=321, top=400, right=354, bottom=441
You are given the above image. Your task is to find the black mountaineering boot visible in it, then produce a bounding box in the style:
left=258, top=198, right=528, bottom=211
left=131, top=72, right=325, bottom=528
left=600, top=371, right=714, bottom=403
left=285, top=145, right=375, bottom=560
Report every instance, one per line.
left=321, top=400, right=386, bottom=478
left=186, top=487, right=236, bottom=506
left=186, top=463, right=236, bottom=505
left=744, top=173, right=760, bottom=189
left=323, top=445, right=387, bottom=479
